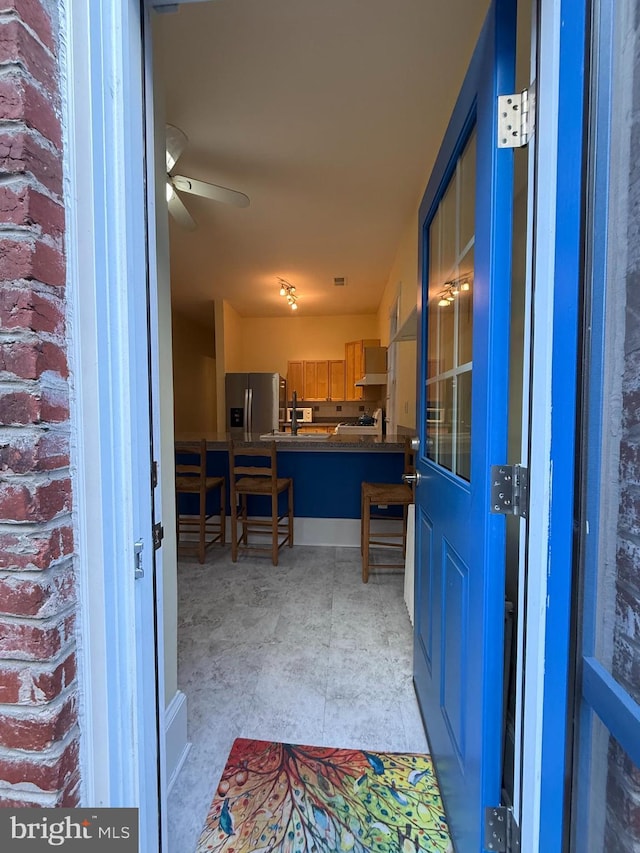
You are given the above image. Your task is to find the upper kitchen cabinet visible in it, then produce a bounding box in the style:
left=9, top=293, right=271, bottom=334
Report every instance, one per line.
left=329, top=360, right=346, bottom=400
left=303, top=360, right=330, bottom=400
left=345, top=339, right=380, bottom=400
left=289, top=359, right=345, bottom=400
left=287, top=361, right=304, bottom=399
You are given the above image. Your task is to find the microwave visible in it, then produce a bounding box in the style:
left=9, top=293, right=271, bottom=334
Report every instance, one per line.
left=426, top=404, right=445, bottom=424
left=286, top=407, right=313, bottom=422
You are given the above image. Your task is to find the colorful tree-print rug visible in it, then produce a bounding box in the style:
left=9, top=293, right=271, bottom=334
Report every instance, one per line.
left=195, top=738, right=452, bottom=853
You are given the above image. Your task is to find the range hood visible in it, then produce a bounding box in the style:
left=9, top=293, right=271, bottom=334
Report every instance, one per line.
left=355, top=373, right=387, bottom=386
left=355, top=346, right=387, bottom=385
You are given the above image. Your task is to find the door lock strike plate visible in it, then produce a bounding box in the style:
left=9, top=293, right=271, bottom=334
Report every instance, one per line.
left=134, top=540, right=144, bottom=579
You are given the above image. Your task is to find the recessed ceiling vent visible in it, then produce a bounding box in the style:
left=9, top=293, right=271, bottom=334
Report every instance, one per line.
left=333, top=276, right=347, bottom=287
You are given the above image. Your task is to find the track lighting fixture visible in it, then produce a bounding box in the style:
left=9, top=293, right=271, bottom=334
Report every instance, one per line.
left=436, top=275, right=472, bottom=307
left=277, top=277, right=299, bottom=311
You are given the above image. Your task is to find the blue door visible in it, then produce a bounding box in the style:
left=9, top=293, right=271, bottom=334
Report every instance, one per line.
left=413, top=2, right=516, bottom=850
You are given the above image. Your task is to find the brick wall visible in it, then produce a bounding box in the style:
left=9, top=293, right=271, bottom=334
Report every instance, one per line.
left=0, top=0, right=79, bottom=807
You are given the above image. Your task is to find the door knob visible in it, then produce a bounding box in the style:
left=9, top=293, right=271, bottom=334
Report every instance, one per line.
left=402, top=471, right=421, bottom=485
left=410, top=437, right=420, bottom=451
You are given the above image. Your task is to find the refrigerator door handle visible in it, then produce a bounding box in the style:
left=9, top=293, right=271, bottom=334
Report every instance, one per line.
left=247, top=387, right=253, bottom=433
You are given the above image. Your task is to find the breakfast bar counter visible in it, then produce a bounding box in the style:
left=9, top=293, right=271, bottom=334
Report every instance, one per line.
left=175, top=432, right=408, bottom=452
left=175, top=433, right=413, bottom=521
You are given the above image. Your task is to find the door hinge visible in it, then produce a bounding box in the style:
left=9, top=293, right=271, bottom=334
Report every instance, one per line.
left=484, top=806, right=521, bottom=852
left=490, top=464, right=529, bottom=518
left=151, top=460, right=158, bottom=490
left=497, top=88, right=533, bottom=148
left=153, top=522, right=164, bottom=551
left=134, top=540, right=144, bottom=580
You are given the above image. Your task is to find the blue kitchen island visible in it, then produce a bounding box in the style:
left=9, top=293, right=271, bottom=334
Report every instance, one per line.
left=175, top=433, right=409, bottom=521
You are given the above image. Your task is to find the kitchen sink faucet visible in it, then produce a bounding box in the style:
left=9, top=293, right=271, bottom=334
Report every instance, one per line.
left=291, top=390, right=299, bottom=435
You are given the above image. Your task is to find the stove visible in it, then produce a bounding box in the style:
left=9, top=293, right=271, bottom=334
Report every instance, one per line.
left=334, top=408, right=383, bottom=437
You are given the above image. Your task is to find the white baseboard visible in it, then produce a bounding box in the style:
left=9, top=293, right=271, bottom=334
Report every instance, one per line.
left=182, top=517, right=403, bottom=549
left=293, top=517, right=361, bottom=546
left=165, top=690, right=191, bottom=794
left=293, top=517, right=403, bottom=547
left=222, top=517, right=362, bottom=546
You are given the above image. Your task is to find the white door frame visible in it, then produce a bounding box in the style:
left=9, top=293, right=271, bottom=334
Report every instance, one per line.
left=520, top=0, right=585, bottom=849
left=63, top=0, right=577, bottom=850
left=64, top=0, right=165, bottom=849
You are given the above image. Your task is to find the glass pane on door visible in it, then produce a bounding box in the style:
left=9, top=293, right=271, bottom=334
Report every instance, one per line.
left=457, top=248, right=474, bottom=366
left=424, top=129, right=476, bottom=480
left=455, top=370, right=472, bottom=480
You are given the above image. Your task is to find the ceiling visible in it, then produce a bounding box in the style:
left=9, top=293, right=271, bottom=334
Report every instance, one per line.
left=153, top=0, right=489, bottom=321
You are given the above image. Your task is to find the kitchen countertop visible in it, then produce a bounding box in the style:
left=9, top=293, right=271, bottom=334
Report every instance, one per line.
left=175, top=432, right=409, bottom=452
left=278, top=422, right=342, bottom=429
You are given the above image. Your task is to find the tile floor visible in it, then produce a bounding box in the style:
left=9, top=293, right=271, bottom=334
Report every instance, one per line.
left=167, top=544, right=428, bottom=853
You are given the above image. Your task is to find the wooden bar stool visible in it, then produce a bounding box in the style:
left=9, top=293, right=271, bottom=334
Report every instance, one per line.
left=175, top=439, right=226, bottom=564
left=361, top=438, right=415, bottom=582
left=228, top=441, right=294, bottom=566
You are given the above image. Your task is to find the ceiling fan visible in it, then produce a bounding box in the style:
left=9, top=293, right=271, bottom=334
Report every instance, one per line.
left=165, top=124, right=250, bottom=231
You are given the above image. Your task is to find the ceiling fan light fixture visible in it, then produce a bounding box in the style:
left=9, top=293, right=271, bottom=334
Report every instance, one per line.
left=291, top=301, right=298, bottom=311
left=164, top=123, right=250, bottom=230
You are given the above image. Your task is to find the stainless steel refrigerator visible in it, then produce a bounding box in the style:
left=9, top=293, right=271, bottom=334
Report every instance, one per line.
left=225, top=373, right=286, bottom=435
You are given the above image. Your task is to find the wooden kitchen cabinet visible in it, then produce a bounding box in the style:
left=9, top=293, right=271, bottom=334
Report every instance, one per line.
left=287, top=361, right=304, bottom=399
left=329, top=360, right=346, bottom=400
left=301, top=360, right=330, bottom=400
left=345, top=339, right=380, bottom=399
left=302, top=361, right=323, bottom=400
left=316, top=361, right=329, bottom=399
left=345, top=342, right=357, bottom=400
left=303, top=361, right=316, bottom=398
left=297, top=424, right=335, bottom=434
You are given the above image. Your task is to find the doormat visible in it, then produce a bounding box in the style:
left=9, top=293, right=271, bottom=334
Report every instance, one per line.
left=195, top=738, right=452, bottom=852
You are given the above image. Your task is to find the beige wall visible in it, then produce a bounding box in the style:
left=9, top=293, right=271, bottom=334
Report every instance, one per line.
left=394, top=340, right=417, bottom=429
left=230, top=314, right=379, bottom=376
left=377, top=218, right=420, bottom=343
left=222, top=300, right=244, bottom=373
left=172, top=310, right=217, bottom=434
left=377, top=216, right=420, bottom=430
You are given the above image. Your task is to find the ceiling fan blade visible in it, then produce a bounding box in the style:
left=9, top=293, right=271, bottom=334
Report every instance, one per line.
left=166, top=124, right=188, bottom=172
left=167, top=188, right=197, bottom=231
left=172, top=175, right=250, bottom=208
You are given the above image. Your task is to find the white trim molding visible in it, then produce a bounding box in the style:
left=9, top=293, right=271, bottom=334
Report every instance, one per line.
left=64, top=0, right=162, bottom=848
left=165, top=691, right=191, bottom=794
left=520, top=0, right=562, bottom=848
